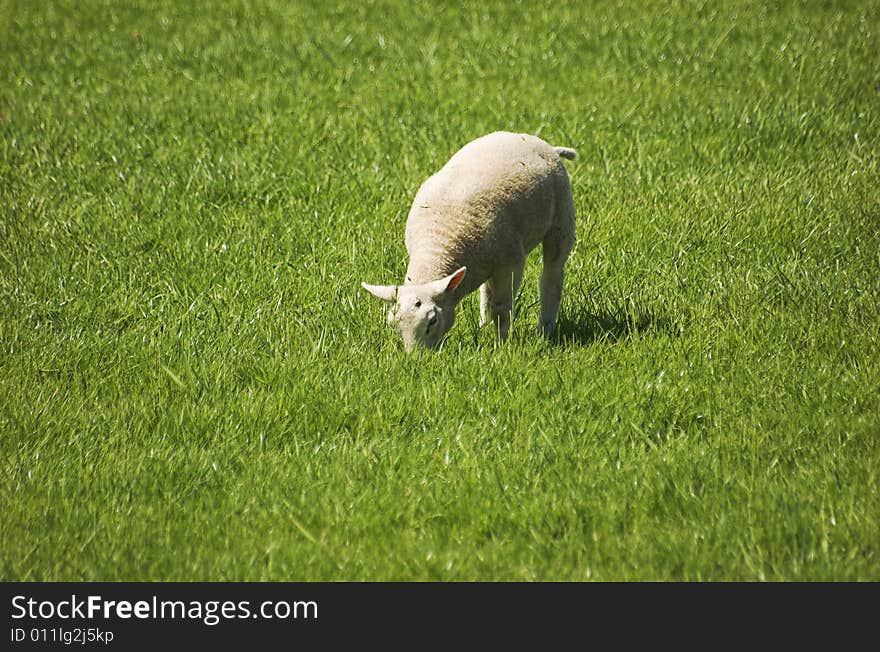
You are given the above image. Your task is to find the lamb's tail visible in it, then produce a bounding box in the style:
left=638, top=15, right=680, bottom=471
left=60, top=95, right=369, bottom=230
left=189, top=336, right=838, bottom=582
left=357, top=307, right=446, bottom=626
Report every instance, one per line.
left=554, top=146, right=578, bottom=161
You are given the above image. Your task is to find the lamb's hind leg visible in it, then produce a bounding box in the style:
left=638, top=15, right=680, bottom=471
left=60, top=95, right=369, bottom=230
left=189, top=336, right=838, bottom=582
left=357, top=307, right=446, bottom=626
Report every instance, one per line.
left=539, top=233, right=573, bottom=338
left=481, top=264, right=524, bottom=341
left=540, top=190, right=576, bottom=338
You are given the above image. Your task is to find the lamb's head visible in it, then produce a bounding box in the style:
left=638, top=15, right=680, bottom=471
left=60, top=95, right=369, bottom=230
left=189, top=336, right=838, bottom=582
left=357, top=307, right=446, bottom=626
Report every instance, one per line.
left=361, top=267, right=467, bottom=353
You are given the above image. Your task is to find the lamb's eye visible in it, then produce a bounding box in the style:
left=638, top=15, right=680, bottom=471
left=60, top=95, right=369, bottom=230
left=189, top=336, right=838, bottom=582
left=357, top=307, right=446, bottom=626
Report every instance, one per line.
left=414, top=300, right=422, bottom=308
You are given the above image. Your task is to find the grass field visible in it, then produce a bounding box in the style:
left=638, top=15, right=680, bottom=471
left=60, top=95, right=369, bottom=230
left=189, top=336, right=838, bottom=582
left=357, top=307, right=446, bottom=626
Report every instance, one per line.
left=2, top=0, right=878, bottom=581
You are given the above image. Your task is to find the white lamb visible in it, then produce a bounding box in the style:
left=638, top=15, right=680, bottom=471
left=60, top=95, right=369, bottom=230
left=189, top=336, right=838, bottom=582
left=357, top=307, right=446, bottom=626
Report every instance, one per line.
left=362, top=130, right=577, bottom=352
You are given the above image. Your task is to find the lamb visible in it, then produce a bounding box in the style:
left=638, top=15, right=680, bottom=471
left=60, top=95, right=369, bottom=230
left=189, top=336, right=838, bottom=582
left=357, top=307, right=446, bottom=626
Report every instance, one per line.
left=362, top=131, right=577, bottom=352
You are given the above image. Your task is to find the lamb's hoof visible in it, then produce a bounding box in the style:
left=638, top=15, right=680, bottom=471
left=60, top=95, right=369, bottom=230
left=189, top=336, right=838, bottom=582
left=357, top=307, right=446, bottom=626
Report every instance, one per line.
left=538, top=321, right=556, bottom=338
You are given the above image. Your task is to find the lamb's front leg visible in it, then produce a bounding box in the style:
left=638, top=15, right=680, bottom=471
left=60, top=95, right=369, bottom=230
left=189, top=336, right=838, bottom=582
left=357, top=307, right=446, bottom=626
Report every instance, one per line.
left=479, top=282, right=492, bottom=329
left=482, top=265, right=523, bottom=341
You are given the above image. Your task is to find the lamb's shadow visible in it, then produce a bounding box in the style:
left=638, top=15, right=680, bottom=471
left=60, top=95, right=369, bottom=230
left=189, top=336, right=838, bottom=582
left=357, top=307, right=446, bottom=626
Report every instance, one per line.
left=551, top=308, right=680, bottom=346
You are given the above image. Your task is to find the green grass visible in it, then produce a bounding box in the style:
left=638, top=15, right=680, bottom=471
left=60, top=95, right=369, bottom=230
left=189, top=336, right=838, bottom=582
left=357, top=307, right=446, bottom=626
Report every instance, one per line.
left=2, top=0, right=879, bottom=581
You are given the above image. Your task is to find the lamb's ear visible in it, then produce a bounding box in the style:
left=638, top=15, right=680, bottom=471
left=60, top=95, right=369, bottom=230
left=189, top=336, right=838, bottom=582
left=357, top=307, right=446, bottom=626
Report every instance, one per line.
left=361, top=282, right=397, bottom=303
left=431, top=266, right=467, bottom=297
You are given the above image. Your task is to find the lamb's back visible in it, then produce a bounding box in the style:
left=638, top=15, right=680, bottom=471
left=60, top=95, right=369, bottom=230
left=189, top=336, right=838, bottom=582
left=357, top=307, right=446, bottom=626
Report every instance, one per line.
left=404, top=132, right=565, bottom=285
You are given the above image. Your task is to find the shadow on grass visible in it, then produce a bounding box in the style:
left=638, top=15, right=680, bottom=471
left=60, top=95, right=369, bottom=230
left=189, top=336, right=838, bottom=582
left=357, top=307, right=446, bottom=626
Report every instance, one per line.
left=552, top=308, right=680, bottom=346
